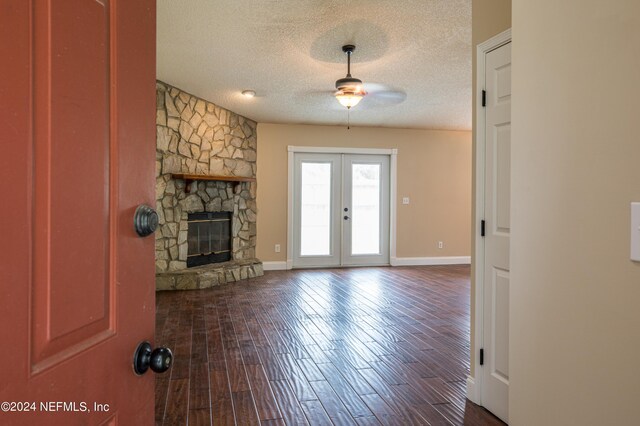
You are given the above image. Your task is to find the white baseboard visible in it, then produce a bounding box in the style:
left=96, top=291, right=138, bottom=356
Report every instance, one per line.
left=466, top=375, right=480, bottom=404
left=262, top=261, right=288, bottom=271
left=265, top=257, right=470, bottom=270
left=390, top=256, right=471, bottom=266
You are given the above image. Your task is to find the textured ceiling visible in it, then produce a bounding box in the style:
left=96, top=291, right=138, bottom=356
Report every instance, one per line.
left=157, top=0, right=471, bottom=130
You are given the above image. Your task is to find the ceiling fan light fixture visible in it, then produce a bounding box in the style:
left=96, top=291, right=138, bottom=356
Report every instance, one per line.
left=335, top=89, right=365, bottom=109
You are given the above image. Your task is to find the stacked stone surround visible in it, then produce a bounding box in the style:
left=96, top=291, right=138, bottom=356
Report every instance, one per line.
left=155, top=81, right=262, bottom=289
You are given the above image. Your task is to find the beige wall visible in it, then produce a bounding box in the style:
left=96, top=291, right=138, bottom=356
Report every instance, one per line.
left=470, top=0, right=511, bottom=376
left=256, top=123, right=471, bottom=263
left=511, top=1, right=640, bottom=424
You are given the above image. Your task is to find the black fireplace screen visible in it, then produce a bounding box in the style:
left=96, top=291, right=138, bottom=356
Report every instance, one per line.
left=187, top=212, right=232, bottom=267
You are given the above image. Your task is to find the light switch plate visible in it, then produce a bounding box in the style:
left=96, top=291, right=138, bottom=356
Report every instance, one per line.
left=402, top=197, right=410, bottom=205
left=632, top=203, right=640, bottom=261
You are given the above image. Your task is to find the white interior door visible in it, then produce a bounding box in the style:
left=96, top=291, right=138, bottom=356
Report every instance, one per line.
left=292, top=153, right=390, bottom=268
left=482, top=41, right=511, bottom=423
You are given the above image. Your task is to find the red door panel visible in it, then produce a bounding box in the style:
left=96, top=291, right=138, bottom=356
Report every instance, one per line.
left=32, top=0, right=113, bottom=371
left=0, top=0, right=157, bottom=424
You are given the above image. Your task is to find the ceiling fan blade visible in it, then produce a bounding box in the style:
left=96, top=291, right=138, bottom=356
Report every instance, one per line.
left=358, top=83, right=407, bottom=109
left=362, top=82, right=392, bottom=92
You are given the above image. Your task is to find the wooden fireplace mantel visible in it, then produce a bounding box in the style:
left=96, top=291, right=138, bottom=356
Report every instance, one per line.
left=171, top=174, right=256, bottom=193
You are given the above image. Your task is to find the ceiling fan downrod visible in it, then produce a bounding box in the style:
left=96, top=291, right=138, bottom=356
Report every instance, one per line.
left=335, top=44, right=366, bottom=113
left=344, top=44, right=354, bottom=77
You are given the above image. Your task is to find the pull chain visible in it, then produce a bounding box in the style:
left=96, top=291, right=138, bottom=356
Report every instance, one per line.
left=347, top=108, right=350, bottom=130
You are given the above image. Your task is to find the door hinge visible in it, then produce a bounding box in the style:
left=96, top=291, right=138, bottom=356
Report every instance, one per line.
left=480, top=220, right=485, bottom=237
left=480, top=348, right=484, bottom=366
left=482, top=90, right=486, bottom=107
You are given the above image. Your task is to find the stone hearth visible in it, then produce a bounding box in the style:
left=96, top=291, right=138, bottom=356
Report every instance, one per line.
left=154, top=81, right=262, bottom=290
left=156, top=259, right=264, bottom=291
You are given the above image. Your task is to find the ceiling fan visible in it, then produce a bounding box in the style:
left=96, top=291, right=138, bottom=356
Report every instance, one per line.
left=333, top=44, right=407, bottom=114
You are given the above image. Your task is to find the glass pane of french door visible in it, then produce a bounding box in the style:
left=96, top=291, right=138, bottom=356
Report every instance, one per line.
left=351, top=163, right=381, bottom=255
left=300, top=162, right=331, bottom=256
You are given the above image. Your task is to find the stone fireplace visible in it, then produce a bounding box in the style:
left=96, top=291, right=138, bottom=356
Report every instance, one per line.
left=154, top=81, right=263, bottom=290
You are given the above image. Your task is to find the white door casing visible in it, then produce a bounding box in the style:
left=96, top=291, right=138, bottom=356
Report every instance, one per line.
left=470, top=29, right=511, bottom=425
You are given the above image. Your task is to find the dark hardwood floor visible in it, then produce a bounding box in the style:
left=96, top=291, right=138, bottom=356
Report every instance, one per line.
left=155, top=265, right=505, bottom=425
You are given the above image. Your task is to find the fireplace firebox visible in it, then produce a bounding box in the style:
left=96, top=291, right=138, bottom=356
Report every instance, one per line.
left=186, top=212, right=232, bottom=267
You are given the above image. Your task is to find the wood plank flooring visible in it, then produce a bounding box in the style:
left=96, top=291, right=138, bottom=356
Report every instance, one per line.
left=155, top=265, right=505, bottom=426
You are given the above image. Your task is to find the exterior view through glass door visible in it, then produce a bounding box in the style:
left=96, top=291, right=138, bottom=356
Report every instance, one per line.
left=293, top=153, right=390, bottom=268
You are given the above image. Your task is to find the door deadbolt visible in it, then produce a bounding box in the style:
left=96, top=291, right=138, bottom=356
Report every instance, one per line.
left=134, top=205, right=159, bottom=237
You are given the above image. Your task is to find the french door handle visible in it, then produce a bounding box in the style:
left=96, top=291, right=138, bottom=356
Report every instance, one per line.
left=344, top=215, right=349, bottom=220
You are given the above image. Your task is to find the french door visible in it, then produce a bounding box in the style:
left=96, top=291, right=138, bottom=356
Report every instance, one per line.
left=292, top=153, right=390, bottom=268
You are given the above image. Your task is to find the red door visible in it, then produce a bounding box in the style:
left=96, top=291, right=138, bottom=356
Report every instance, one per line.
left=0, top=0, right=158, bottom=424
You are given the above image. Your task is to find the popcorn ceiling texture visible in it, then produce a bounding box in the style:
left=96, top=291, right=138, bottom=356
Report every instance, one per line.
left=155, top=81, right=262, bottom=290
left=157, top=0, right=471, bottom=130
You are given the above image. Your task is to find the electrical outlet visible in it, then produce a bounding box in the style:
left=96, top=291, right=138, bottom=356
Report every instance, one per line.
left=275, top=244, right=281, bottom=253
left=438, top=241, right=443, bottom=249
left=402, top=197, right=410, bottom=205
